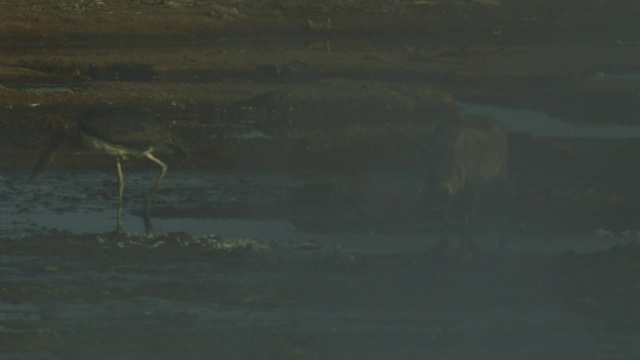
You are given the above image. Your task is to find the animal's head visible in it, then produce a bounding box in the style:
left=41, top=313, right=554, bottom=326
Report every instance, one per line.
left=426, top=116, right=508, bottom=202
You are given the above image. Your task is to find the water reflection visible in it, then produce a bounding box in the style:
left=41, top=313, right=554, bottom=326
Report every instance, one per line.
left=585, top=72, right=640, bottom=81
left=457, top=101, right=640, bottom=138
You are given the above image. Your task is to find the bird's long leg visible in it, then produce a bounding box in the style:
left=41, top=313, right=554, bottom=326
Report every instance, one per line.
left=143, top=153, right=168, bottom=235
left=116, top=156, right=125, bottom=234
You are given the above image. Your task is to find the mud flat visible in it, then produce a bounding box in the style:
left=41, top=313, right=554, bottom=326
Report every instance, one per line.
left=0, top=227, right=639, bottom=358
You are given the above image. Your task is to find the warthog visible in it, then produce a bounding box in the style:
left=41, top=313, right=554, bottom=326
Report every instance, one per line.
left=425, top=116, right=508, bottom=251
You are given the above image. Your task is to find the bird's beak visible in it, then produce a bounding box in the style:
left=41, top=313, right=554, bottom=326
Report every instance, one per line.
left=172, top=138, right=190, bottom=159
left=29, top=131, right=67, bottom=183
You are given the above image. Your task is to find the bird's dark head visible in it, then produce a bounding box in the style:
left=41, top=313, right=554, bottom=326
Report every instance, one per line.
left=29, top=130, right=69, bottom=183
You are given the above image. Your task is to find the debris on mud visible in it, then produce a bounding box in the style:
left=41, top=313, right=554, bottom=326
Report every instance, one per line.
left=0, top=232, right=254, bottom=259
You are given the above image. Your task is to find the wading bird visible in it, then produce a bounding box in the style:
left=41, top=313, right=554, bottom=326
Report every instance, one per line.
left=29, top=106, right=189, bottom=235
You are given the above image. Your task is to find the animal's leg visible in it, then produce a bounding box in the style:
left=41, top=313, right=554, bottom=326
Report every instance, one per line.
left=438, top=206, right=455, bottom=252
left=496, top=180, right=509, bottom=252
left=143, top=153, right=168, bottom=235
left=439, top=200, right=464, bottom=253
left=460, top=190, right=479, bottom=251
left=116, top=156, right=125, bottom=234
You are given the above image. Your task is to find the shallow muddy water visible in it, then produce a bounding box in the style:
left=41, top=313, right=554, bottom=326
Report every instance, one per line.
left=3, top=170, right=301, bottom=238
left=2, top=169, right=634, bottom=253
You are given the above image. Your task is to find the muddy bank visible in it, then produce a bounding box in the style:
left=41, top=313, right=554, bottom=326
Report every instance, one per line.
left=0, top=232, right=639, bottom=359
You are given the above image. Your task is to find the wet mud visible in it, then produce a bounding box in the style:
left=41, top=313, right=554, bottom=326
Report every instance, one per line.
left=2, top=1, right=640, bottom=359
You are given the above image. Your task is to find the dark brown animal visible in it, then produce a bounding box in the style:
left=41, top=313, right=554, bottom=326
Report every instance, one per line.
left=426, top=116, right=508, bottom=251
